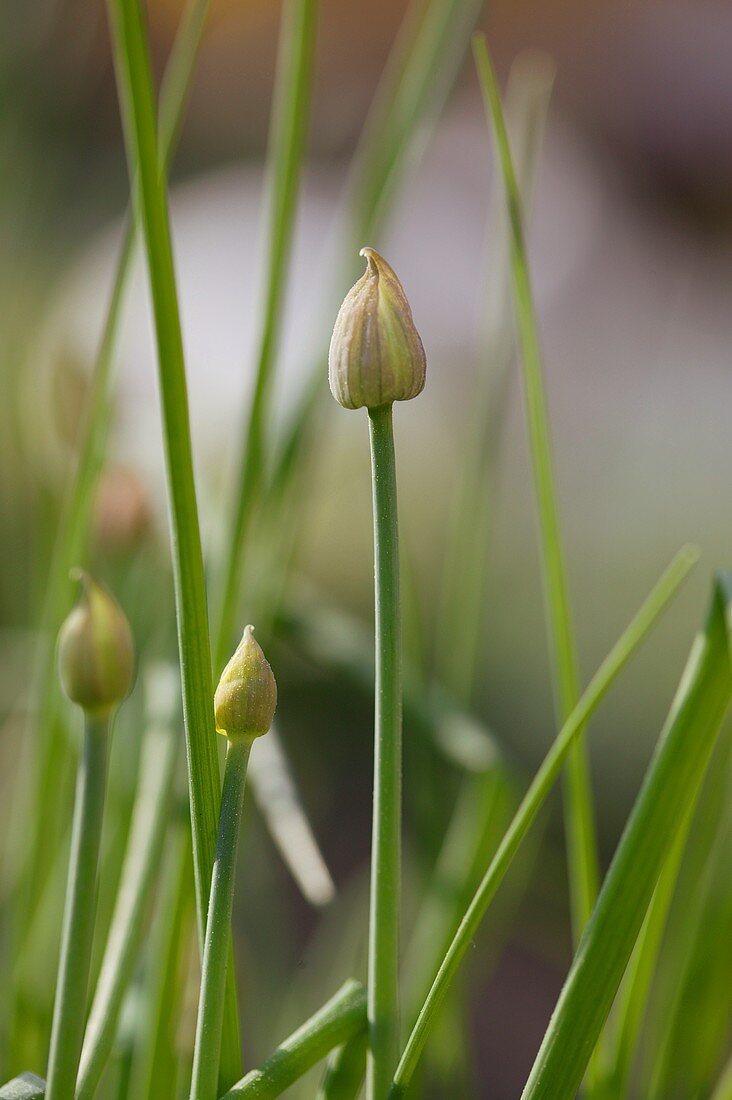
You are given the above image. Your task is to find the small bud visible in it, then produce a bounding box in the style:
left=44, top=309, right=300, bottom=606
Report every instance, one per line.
left=328, top=247, right=426, bottom=410
left=214, top=626, right=277, bottom=740
left=58, top=570, right=134, bottom=716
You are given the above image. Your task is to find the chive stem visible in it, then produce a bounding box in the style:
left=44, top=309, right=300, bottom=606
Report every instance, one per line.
left=45, top=715, right=110, bottom=1100
left=189, top=737, right=252, bottom=1100
left=366, top=403, right=402, bottom=1100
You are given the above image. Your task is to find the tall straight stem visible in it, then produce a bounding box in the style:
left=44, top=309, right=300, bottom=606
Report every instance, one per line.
left=366, top=404, right=402, bottom=1100
left=189, top=737, right=252, bottom=1100
left=46, top=715, right=110, bottom=1100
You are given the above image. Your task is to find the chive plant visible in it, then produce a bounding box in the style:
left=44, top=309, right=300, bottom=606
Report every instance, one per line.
left=189, top=627, right=277, bottom=1100
left=329, top=247, right=426, bottom=1098
left=46, top=572, right=133, bottom=1100
left=105, top=0, right=243, bottom=1084
left=6, top=2, right=732, bottom=1096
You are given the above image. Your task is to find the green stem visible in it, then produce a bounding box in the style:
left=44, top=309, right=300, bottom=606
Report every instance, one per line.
left=105, top=0, right=242, bottom=1088
left=189, top=737, right=251, bottom=1100
left=221, top=981, right=367, bottom=1099
left=367, top=403, right=402, bottom=1100
left=473, top=33, right=598, bottom=942
left=45, top=714, right=111, bottom=1100
left=388, top=546, right=698, bottom=1097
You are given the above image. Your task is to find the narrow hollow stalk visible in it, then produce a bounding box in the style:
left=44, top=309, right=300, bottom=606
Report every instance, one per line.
left=189, top=737, right=251, bottom=1100
left=367, top=403, right=402, bottom=1100
left=388, top=546, right=698, bottom=1097
left=473, top=33, right=598, bottom=941
left=45, top=715, right=111, bottom=1100
left=105, top=0, right=242, bottom=1087
left=221, top=981, right=367, bottom=1099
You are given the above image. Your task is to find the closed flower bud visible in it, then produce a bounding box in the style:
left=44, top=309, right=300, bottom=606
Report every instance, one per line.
left=328, top=247, right=426, bottom=410
left=214, top=626, right=277, bottom=740
left=58, top=570, right=134, bottom=716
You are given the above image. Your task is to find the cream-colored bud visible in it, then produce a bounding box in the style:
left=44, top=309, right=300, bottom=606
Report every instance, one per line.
left=328, top=247, right=426, bottom=410
left=214, top=626, right=277, bottom=740
left=58, top=570, right=134, bottom=716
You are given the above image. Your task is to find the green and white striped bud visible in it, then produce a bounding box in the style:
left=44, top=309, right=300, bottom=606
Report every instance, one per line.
left=329, top=247, right=426, bottom=410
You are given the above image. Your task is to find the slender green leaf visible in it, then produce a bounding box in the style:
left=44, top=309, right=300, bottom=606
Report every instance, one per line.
left=389, top=545, right=698, bottom=1097
left=520, top=573, right=732, bottom=1100
left=473, top=32, right=599, bottom=940
left=221, top=982, right=367, bottom=1100
left=104, top=0, right=240, bottom=1086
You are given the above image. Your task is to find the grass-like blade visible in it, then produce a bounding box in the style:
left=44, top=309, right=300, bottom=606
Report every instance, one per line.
left=520, top=572, right=732, bottom=1100
left=389, top=545, right=698, bottom=1097
left=221, top=981, right=367, bottom=1099
left=104, top=0, right=240, bottom=1087
left=473, top=32, right=599, bottom=940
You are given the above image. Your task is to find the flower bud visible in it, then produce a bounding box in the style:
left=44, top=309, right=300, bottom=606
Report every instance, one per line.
left=328, top=247, right=426, bottom=410
left=58, top=570, right=134, bottom=716
left=214, top=626, right=277, bottom=740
